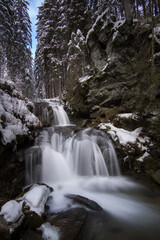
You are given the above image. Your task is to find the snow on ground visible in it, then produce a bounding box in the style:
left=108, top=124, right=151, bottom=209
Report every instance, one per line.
left=0, top=82, right=41, bottom=145
left=38, top=222, right=60, bottom=240
left=0, top=200, right=23, bottom=223
left=98, top=121, right=151, bottom=162
left=22, top=184, right=51, bottom=216
left=117, top=113, right=138, bottom=120
left=137, top=151, right=150, bottom=162
left=43, top=97, right=61, bottom=102
left=78, top=75, right=92, bottom=83
left=99, top=123, right=142, bottom=146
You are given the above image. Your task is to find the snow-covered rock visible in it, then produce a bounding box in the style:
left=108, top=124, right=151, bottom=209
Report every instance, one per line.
left=0, top=200, right=25, bottom=240
left=98, top=121, right=151, bottom=166
left=0, top=200, right=23, bottom=223
left=0, top=80, right=42, bottom=146
left=100, top=123, right=142, bottom=146
left=22, top=184, right=51, bottom=216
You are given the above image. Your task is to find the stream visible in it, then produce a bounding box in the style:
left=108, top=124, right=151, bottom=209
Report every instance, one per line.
left=25, top=101, right=160, bottom=240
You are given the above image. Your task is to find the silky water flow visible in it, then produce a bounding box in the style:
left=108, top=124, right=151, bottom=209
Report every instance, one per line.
left=25, top=102, right=160, bottom=240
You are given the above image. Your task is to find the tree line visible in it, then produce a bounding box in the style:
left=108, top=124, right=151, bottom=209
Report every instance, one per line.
left=0, top=0, right=32, bottom=96
left=0, top=0, right=159, bottom=99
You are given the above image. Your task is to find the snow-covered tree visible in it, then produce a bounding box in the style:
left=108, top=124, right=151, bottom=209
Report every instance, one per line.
left=0, top=0, right=13, bottom=79
left=35, top=0, right=90, bottom=98
left=0, top=0, right=32, bottom=96
left=35, top=0, right=160, bottom=99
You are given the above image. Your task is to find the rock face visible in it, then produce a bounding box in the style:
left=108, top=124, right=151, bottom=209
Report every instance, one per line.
left=65, top=15, right=160, bottom=181
left=34, top=101, right=55, bottom=127
left=68, top=17, right=160, bottom=119
left=0, top=79, right=42, bottom=205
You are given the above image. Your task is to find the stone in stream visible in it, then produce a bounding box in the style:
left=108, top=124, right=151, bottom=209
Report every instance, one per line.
left=65, top=194, right=103, bottom=211
left=0, top=183, right=53, bottom=239
left=47, top=208, right=88, bottom=240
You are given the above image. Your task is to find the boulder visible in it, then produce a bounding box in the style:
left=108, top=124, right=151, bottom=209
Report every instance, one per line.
left=47, top=208, right=88, bottom=240
left=65, top=194, right=103, bottom=211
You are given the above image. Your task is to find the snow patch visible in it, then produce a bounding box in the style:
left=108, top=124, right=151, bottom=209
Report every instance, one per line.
left=23, top=184, right=51, bottom=216
left=0, top=200, right=23, bottom=223
left=117, top=113, right=138, bottom=120
left=98, top=123, right=142, bottom=146
left=78, top=75, right=92, bottom=83
left=0, top=87, right=41, bottom=145
left=0, top=128, right=17, bottom=144
left=137, top=152, right=150, bottom=162
left=38, top=222, right=60, bottom=240
left=98, top=122, right=151, bottom=162
left=112, top=19, right=126, bottom=41
left=86, top=8, right=109, bottom=42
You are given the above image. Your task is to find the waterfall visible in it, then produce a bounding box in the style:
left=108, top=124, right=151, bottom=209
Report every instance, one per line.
left=49, top=101, right=70, bottom=126
left=25, top=127, right=120, bottom=185
left=25, top=102, right=120, bottom=185
left=35, top=99, right=71, bottom=126
left=43, top=128, right=120, bottom=182
left=24, top=103, right=160, bottom=233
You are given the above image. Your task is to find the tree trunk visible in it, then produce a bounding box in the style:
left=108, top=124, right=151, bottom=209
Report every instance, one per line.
left=149, top=0, right=152, bottom=17
left=151, top=3, right=155, bottom=77
left=137, top=0, right=139, bottom=18
left=154, top=0, right=158, bottom=15
left=123, top=0, right=133, bottom=22
left=142, top=0, right=146, bottom=17
left=58, top=78, right=62, bottom=100
left=158, top=0, right=160, bottom=14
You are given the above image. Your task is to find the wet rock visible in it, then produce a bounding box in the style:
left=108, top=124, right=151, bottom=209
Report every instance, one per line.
left=65, top=194, right=103, bottom=211
left=146, top=169, right=160, bottom=185
left=21, top=228, right=43, bottom=240
left=144, top=157, right=160, bottom=185
left=47, top=208, right=88, bottom=240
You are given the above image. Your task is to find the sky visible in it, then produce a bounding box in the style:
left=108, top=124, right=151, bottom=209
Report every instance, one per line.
left=28, top=0, right=44, bottom=58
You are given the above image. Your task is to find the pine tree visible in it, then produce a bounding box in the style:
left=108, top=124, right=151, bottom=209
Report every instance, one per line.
left=0, top=0, right=32, bottom=96
left=12, top=0, right=32, bottom=89
left=0, top=0, right=13, bottom=79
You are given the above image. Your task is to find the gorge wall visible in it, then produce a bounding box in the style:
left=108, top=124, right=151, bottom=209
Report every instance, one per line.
left=65, top=15, right=160, bottom=183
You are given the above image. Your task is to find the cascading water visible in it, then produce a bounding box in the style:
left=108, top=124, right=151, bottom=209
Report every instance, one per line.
left=25, top=103, right=160, bottom=240
left=41, top=128, right=120, bottom=184
left=49, top=101, right=70, bottom=126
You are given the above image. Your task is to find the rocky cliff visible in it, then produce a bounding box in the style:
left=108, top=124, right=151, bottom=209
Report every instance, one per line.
left=0, top=79, right=42, bottom=204
left=65, top=15, right=160, bottom=183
